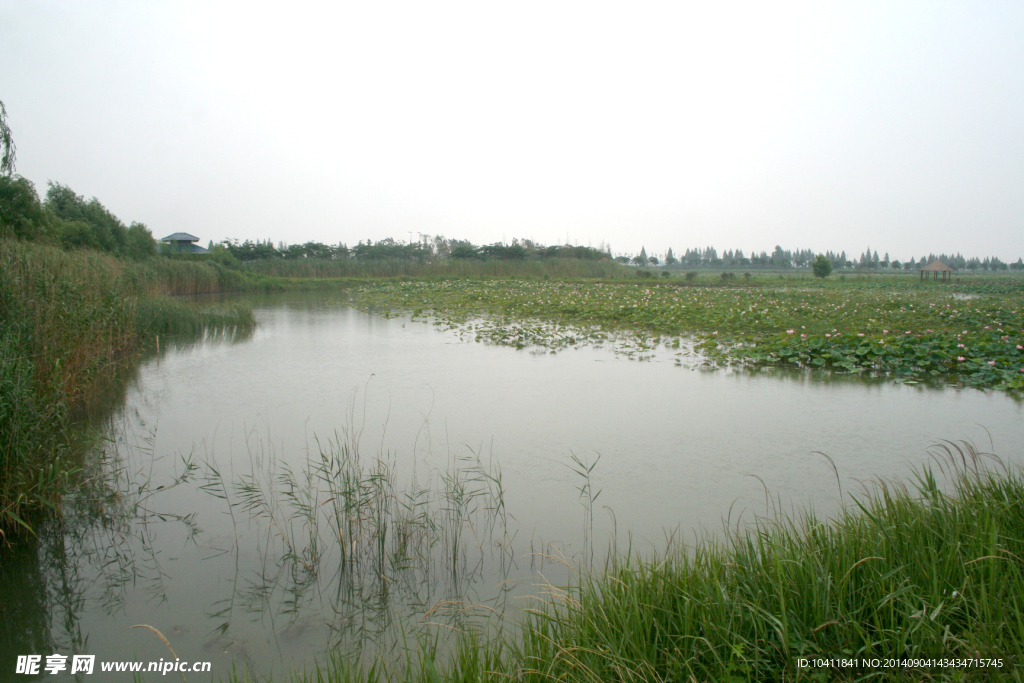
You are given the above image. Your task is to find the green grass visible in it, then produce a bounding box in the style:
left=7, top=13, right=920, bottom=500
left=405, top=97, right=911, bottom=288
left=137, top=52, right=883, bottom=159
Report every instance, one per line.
left=135, top=296, right=254, bottom=336
left=0, top=239, right=256, bottom=533
left=346, top=277, right=1024, bottom=390
left=270, top=443, right=1024, bottom=682
left=502, top=444, right=1024, bottom=682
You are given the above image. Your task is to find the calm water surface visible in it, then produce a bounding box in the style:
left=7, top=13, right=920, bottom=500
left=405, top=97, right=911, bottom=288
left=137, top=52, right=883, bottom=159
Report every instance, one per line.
left=4, top=292, right=1022, bottom=680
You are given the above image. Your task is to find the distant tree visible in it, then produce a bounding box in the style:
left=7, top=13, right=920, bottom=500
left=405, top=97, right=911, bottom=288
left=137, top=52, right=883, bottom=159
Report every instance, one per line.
left=351, top=237, right=430, bottom=261
left=478, top=242, right=526, bottom=260
left=124, top=221, right=157, bottom=259
left=614, top=255, right=630, bottom=264
left=208, top=243, right=239, bottom=266
left=0, top=174, right=48, bottom=240
left=224, top=238, right=280, bottom=260
left=542, top=244, right=609, bottom=260
left=431, top=235, right=452, bottom=259
left=45, top=182, right=128, bottom=255
left=770, top=245, right=791, bottom=268
left=812, top=254, right=833, bottom=278
left=0, top=100, right=15, bottom=176
left=665, top=247, right=677, bottom=265
left=449, top=240, right=478, bottom=260
left=648, top=256, right=659, bottom=265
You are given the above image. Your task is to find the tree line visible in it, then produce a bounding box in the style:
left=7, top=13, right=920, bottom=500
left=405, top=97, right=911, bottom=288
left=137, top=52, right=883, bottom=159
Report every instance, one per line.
left=3, top=176, right=1020, bottom=273
left=221, top=236, right=613, bottom=263
left=626, top=245, right=1024, bottom=271
left=0, top=176, right=158, bottom=260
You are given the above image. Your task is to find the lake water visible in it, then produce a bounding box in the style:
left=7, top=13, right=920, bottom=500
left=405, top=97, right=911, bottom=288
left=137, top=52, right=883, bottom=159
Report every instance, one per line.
left=4, top=292, right=1022, bottom=680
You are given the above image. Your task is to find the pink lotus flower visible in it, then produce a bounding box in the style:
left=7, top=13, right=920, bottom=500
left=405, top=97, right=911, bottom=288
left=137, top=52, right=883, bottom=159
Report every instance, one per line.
left=801, top=334, right=807, bottom=338
left=958, top=356, right=966, bottom=362
left=883, top=329, right=889, bottom=334
left=825, top=333, right=832, bottom=337
left=988, top=360, right=997, bottom=365
left=1018, top=345, right=1023, bottom=350
left=957, top=344, right=965, bottom=348
left=787, top=329, right=795, bottom=334
left=858, top=333, right=865, bottom=337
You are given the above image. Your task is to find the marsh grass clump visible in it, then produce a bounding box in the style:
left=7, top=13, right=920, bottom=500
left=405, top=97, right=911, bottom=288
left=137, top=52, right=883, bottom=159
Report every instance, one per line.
left=499, top=442, right=1024, bottom=682
left=502, top=442, right=1023, bottom=682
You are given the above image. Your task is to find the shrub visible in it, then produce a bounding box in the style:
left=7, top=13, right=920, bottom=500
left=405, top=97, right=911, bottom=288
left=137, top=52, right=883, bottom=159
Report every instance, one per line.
left=812, top=254, right=833, bottom=278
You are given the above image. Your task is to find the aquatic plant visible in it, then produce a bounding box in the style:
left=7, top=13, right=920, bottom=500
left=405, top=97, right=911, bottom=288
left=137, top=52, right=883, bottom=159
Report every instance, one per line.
left=347, top=278, right=1024, bottom=390
left=197, top=427, right=517, bottom=661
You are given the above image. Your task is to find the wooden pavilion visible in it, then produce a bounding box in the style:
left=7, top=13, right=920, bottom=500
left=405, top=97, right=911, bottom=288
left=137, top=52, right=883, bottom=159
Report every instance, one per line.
left=920, top=259, right=954, bottom=281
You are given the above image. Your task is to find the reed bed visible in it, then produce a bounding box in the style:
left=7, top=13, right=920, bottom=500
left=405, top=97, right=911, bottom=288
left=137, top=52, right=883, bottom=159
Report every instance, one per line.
left=0, top=239, right=255, bottom=532
left=135, top=296, right=254, bottom=336
left=1, top=240, right=138, bottom=531
left=241, top=257, right=631, bottom=281
left=138, top=257, right=251, bottom=296
left=280, top=442, right=1024, bottom=682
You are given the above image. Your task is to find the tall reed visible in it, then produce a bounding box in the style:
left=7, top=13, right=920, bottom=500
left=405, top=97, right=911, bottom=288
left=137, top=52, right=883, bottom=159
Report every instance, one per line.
left=0, top=239, right=255, bottom=532
left=240, top=258, right=631, bottom=281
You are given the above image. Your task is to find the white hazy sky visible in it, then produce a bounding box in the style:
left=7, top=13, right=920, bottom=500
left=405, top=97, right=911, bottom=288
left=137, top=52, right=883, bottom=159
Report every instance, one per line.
left=2, top=1, right=1022, bottom=259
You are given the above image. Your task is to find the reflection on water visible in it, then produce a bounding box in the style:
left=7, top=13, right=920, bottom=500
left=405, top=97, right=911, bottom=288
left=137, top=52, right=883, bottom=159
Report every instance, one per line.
left=2, top=292, right=1022, bottom=679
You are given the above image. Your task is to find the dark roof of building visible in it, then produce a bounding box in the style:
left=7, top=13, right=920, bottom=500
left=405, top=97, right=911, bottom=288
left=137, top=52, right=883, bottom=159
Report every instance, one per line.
left=921, top=260, right=955, bottom=272
left=161, top=232, right=201, bottom=243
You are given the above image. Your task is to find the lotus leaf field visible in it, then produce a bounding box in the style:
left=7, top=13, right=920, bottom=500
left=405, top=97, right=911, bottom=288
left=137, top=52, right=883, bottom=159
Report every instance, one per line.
left=349, top=276, right=1024, bottom=391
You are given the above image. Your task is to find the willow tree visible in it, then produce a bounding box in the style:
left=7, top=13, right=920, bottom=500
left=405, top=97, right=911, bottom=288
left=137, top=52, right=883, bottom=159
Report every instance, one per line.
left=0, top=99, right=15, bottom=175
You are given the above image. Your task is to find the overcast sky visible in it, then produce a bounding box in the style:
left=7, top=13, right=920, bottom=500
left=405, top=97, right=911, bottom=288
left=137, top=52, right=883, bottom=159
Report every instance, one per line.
left=2, top=1, right=1022, bottom=259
